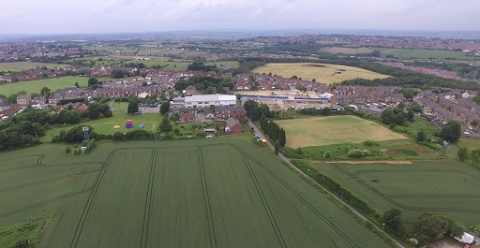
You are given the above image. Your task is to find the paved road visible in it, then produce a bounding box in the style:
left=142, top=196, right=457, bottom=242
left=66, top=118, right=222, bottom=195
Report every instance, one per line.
left=246, top=119, right=405, bottom=248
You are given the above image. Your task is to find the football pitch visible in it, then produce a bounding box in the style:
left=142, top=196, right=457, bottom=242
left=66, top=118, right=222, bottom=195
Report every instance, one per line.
left=311, top=161, right=480, bottom=227
left=0, top=138, right=386, bottom=248
left=276, top=116, right=407, bottom=148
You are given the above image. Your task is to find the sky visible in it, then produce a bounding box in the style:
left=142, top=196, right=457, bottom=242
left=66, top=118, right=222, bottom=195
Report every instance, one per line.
left=0, top=0, right=479, bottom=34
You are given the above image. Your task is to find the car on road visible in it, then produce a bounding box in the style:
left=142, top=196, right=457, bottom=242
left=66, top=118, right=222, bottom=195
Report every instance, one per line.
left=464, top=132, right=470, bottom=135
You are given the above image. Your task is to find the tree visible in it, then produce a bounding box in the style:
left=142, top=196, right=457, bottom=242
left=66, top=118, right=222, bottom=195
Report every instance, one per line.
left=160, top=102, right=170, bottom=115
left=87, top=103, right=102, bottom=119
left=471, top=119, right=478, bottom=127
left=380, top=108, right=396, bottom=125
left=407, top=109, right=415, bottom=122
left=160, top=92, right=167, bottom=101
left=159, top=114, right=172, bottom=132
left=458, top=148, right=469, bottom=161
left=410, top=104, right=423, bottom=113
left=449, top=223, right=465, bottom=237
left=441, top=121, right=461, bottom=143
left=88, top=77, right=98, bottom=87
left=170, top=113, right=180, bottom=123
left=40, top=87, right=51, bottom=97
left=63, top=109, right=82, bottom=124
left=416, top=130, right=427, bottom=142
left=382, top=208, right=403, bottom=231
left=127, top=102, right=139, bottom=115
left=75, top=82, right=79, bottom=87
left=414, top=213, right=451, bottom=245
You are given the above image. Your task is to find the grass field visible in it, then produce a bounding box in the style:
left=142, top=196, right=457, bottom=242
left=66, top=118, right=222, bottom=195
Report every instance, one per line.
left=0, top=137, right=387, bottom=248
left=251, top=63, right=390, bottom=85
left=311, top=161, right=480, bottom=228
left=320, top=47, right=373, bottom=54
left=41, top=102, right=161, bottom=142
left=0, top=76, right=91, bottom=96
left=380, top=48, right=470, bottom=60
left=277, top=116, right=407, bottom=148
left=0, top=62, right=68, bottom=72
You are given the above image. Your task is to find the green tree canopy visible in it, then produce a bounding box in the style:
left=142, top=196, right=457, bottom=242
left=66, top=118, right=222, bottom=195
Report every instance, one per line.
left=440, top=121, right=461, bottom=143
left=160, top=102, right=170, bottom=115
left=159, top=114, right=172, bottom=132
left=127, top=102, right=139, bottom=115
left=382, top=208, right=403, bottom=231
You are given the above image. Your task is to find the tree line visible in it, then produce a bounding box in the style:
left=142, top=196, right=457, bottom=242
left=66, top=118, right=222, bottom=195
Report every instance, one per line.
left=244, top=100, right=286, bottom=147
left=174, top=76, right=235, bottom=94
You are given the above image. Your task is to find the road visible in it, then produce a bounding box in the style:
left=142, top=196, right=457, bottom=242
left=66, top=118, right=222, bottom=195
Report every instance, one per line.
left=247, top=119, right=405, bottom=248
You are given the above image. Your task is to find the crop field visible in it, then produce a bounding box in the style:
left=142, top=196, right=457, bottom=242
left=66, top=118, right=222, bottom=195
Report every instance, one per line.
left=0, top=76, right=92, bottom=96
left=0, top=62, right=68, bottom=72
left=380, top=48, right=470, bottom=59
left=311, top=161, right=480, bottom=227
left=0, top=138, right=387, bottom=248
left=320, top=47, right=373, bottom=54
left=251, top=63, right=390, bottom=85
left=276, top=116, right=407, bottom=148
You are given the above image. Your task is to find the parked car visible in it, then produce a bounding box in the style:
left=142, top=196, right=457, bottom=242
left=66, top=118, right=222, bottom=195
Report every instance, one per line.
left=464, top=132, right=470, bottom=135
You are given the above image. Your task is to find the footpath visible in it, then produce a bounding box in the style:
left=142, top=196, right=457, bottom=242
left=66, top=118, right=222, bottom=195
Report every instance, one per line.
left=246, top=119, right=405, bottom=248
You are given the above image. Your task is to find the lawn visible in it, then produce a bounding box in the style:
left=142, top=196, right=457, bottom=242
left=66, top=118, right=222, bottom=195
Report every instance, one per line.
left=277, top=115, right=407, bottom=148
left=0, top=137, right=387, bottom=248
left=251, top=63, right=390, bottom=85
left=380, top=48, right=470, bottom=60
left=310, top=161, right=480, bottom=228
left=320, top=47, right=373, bottom=54
left=41, top=102, right=162, bottom=142
left=0, top=76, right=91, bottom=96
left=0, top=62, right=68, bottom=72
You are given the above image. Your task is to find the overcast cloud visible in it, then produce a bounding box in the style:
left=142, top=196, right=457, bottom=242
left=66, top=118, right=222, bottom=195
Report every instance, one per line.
left=0, top=0, right=478, bottom=34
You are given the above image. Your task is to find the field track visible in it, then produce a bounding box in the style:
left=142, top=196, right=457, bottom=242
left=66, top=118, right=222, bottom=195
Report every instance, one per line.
left=315, top=161, right=412, bottom=164
left=0, top=141, right=387, bottom=248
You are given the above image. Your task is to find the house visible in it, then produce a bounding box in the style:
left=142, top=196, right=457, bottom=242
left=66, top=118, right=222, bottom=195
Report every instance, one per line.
left=225, top=118, right=242, bottom=134
left=206, top=113, right=215, bottom=118
left=77, top=105, right=89, bottom=113
left=32, top=96, right=46, bottom=104
left=16, top=95, right=31, bottom=105
left=215, top=105, right=245, bottom=119
left=9, top=104, right=22, bottom=111
left=179, top=113, right=196, bottom=122
left=185, top=85, right=198, bottom=96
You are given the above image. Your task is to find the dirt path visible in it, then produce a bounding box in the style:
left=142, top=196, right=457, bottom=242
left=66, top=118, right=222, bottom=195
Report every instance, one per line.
left=313, top=161, right=412, bottom=164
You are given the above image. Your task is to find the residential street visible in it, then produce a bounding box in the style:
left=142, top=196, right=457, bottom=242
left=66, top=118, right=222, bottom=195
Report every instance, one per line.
left=246, top=118, right=406, bottom=248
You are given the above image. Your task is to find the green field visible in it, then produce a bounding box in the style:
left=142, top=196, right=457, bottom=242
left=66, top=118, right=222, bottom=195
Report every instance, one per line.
left=0, top=62, right=68, bottom=72
left=41, top=102, right=160, bottom=142
left=277, top=116, right=407, bottom=148
left=380, top=48, right=470, bottom=59
left=0, top=76, right=91, bottom=96
left=0, top=137, right=387, bottom=247
left=251, top=63, right=390, bottom=85
left=311, top=161, right=480, bottom=227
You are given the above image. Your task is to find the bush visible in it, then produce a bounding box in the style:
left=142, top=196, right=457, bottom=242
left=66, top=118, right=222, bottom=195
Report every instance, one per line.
left=65, top=146, right=71, bottom=154
left=323, top=151, right=332, bottom=158
left=419, top=141, right=442, bottom=150
left=363, top=140, right=380, bottom=147
left=348, top=149, right=371, bottom=158
left=458, top=148, right=469, bottom=161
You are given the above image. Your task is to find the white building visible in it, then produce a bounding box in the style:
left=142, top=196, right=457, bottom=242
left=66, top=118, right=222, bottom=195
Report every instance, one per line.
left=184, top=94, right=236, bottom=109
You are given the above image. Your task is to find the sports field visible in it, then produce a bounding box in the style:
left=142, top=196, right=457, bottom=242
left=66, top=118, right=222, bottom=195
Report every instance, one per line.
left=0, top=76, right=91, bottom=96
left=251, top=63, right=389, bottom=85
left=320, top=47, right=373, bottom=54
left=0, top=62, right=68, bottom=72
left=276, top=116, right=407, bottom=148
left=380, top=48, right=470, bottom=59
left=0, top=138, right=387, bottom=248
left=311, top=161, right=480, bottom=227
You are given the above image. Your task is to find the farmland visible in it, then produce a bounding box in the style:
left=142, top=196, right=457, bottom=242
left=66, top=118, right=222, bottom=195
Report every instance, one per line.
left=311, top=161, right=480, bottom=228
left=0, top=76, right=91, bottom=96
left=251, top=63, right=390, bottom=85
left=0, top=137, right=387, bottom=248
left=379, top=48, right=470, bottom=60
left=0, top=62, right=68, bottom=72
left=320, top=47, right=373, bottom=54
left=276, top=116, right=407, bottom=148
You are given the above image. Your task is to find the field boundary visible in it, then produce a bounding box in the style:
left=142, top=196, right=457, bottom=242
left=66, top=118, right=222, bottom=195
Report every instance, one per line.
left=313, top=161, right=412, bottom=164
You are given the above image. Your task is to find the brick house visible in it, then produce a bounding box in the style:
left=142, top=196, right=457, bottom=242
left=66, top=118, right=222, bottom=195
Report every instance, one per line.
left=179, top=113, right=196, bottom=122
left=225, top=118, right=242, bottom=134
left=215, top=105, right=245, bottom=119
